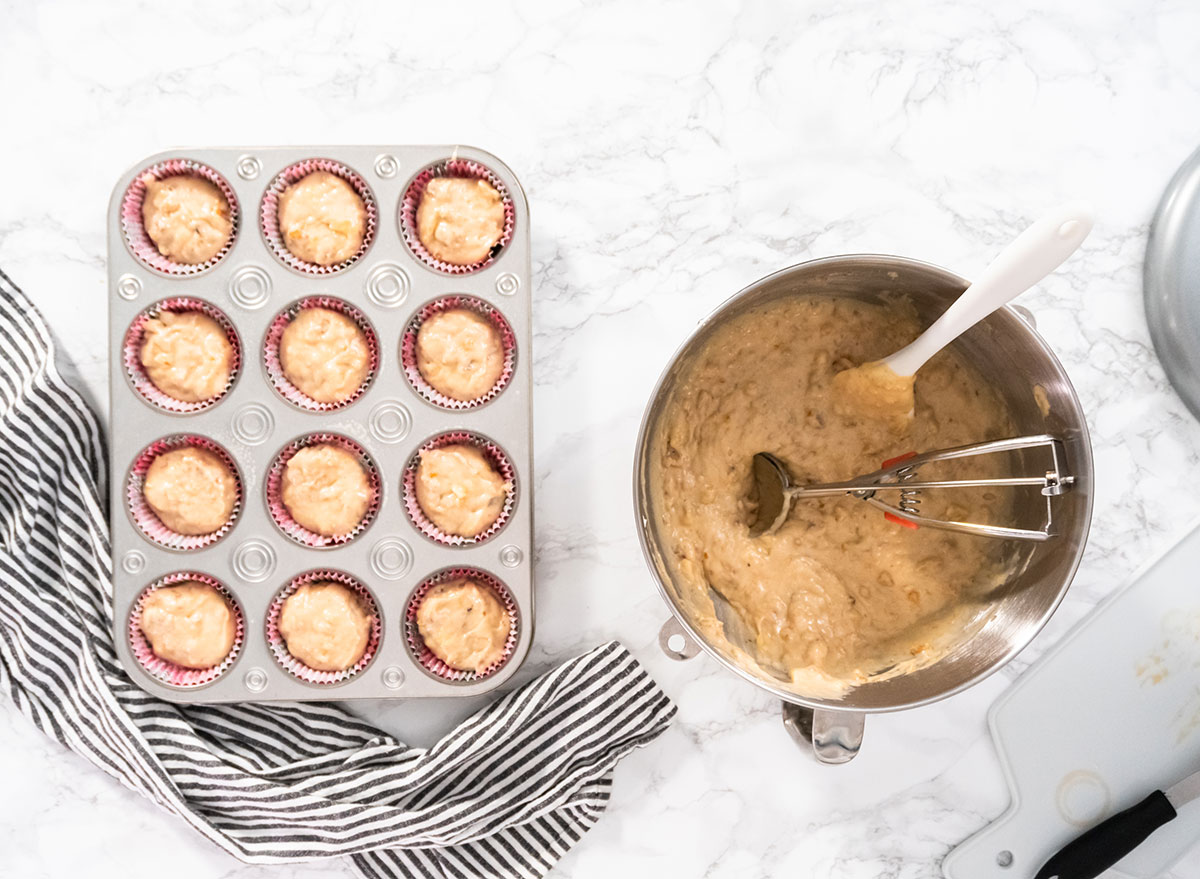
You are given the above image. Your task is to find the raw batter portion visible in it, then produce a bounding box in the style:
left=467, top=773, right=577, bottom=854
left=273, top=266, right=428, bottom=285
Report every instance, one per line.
left=278, top=582, right=372, bottom=672
left=652, top=296, right=1012, bottom=697
left=139, top=582, right=236, bottom=669
left=416, top=177, right=506, bottom=265
left=831, top=360, right=915, bottom=429
left=143, top=446, right=237, bottom=535
left=417, top=579, right=511, bottom=672
left=415, top=444, right=509, bottom=537
left=139, top=310, right=233, bottom=402
left=416, top=308, right=505, bottom=401
left=278, top=171, right=366, bottom=266
left=281, top=444, right=371, bottom=537
left=141, top=174, right=233, bottom=265
left=279, top=307, right=370, bottom=403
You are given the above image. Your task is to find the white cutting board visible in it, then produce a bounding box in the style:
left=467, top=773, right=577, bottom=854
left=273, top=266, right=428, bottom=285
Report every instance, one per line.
left=944, top=521, right=1200, bottom=879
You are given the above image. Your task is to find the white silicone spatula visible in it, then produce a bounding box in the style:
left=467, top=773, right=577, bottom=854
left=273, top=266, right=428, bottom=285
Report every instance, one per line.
left=833, top=202, right=1094, bottom=422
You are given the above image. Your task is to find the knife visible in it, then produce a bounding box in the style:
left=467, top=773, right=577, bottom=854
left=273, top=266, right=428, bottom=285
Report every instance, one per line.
left=1034, top=767, right=1200, bottom=879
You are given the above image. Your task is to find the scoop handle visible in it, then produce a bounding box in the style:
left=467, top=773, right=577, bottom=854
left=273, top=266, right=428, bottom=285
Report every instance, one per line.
left=884, top=202, right=1094, bottom=377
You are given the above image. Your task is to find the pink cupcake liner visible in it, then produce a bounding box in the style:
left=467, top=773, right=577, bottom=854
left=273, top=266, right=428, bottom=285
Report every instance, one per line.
left=399, top=158, right=516, bottom=275
left=128, top=572, right=245, bottom=688
left=265, top=433, right=381, bottom=548
left=265, top=570, right=382, bottom=685
left=120, top=158, right=240, bottom=277
left=123, top=297, right=242, bottom=414
left=404, top=567, right=519, bottom=683
left=259, top=158, right=378, bottom=275
left=403, top=431, right=517, bottom=548
left=262, top=296, right=379, bottom=412
left=126, top=435, right=243, bottom=551
left=400, top=294, right=517, bottom=411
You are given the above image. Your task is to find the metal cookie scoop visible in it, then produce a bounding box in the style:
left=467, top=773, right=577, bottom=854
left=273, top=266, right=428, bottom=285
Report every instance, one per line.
left=750, top=435, right=1074, bottom=541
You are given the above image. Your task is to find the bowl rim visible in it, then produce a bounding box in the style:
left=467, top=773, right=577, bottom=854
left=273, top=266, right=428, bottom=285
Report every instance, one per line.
left=632, top=252, right=1095, bottom=714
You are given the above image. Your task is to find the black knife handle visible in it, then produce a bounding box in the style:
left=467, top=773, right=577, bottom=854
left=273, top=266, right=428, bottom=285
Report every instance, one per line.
left=1034, top=789, right=1177, bottom=879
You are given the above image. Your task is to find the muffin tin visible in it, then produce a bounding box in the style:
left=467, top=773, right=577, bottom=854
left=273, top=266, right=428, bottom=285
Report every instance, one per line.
left=107, top=146, right=533, bottom=703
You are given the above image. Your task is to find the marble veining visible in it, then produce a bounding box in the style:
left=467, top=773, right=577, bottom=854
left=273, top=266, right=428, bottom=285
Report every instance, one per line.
left=2, top=0, right=1200, bottom=876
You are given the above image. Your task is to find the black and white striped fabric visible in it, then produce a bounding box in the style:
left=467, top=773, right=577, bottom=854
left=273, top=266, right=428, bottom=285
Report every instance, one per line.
left=0, top=268, right=675, bottom=878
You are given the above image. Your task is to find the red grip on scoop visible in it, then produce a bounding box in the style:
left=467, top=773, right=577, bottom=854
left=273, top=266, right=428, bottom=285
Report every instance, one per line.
left=883, top=512, right=920, bottom=530
left=881, top=451, right=917, bottom=469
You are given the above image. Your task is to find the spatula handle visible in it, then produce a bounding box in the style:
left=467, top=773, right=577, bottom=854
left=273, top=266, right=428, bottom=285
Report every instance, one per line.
left=1033, top=789, right=1176, bottom=879
left=885, top=202, right=1093, bottom=377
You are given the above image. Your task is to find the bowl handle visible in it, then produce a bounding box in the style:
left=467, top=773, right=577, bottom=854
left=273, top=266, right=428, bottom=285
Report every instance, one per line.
left=657, top=617, right=702, bottom=661
left=782, top=703, right=865, bottom=764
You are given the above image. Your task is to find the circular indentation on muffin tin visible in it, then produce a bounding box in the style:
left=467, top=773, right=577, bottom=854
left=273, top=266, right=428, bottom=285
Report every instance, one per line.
left=228, top=265, right=272, bottom=310
left=265, top=433, right=381, bottom=548
left=368, top=400, right=412, bottom=444
left=263, top=296, right=379, bottom=412
left=121, top=550, right=146, bottom=574
left=364, top=262, right=410, bottom=308
left=123, top=297, right=242, bottom=414
left=382, top=666, right=405, bottom=689
left=400, top=295, right=517, bottom=411
left=259, top=158, right=378, bottom=276
left=236, top=155, right=262, bottom=180
left=120, top=158, right=240, bottom=277
left=243, top=667, right=269, bottom=692
left=128, top=571, right=245, bottom=689
left=374, top=154, right=399, bottom=178
left=265, top=569, right=382, bottom=686
left=403, top=431, right=517, bottom=548
left=398, top=158, right=516, bottom=275
left=495, top=272, right=521, bottom=296
left=231, top=402, right=275, bottom=446
left=403, top=567, right=519, bottom=684
left=499, top=545, right=524, bottom=568
left=117, top=274, right=142, bottom=301
left=126, top=435, right=243, bottom=551
left=232, top=538, right=277, bottom=584
left=369, top=537, right=414, bottom=581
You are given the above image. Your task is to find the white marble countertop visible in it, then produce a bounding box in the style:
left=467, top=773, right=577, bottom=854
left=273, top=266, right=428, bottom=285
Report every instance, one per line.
left=3, top=1, right=1200, bottom=876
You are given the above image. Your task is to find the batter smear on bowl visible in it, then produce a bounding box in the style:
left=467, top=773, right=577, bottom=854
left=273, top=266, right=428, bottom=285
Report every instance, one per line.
left=652, top=296, right=1014, bottom=698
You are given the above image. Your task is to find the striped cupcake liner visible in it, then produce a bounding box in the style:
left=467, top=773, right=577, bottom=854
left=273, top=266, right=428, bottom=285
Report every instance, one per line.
left=262, top=296, right=379, bottom=412
left=400, top=294, right=517, bottom=411
left=128, top=572, right=245, bottom=689
left=265, top=433, right=381, bottom=548
left=404, top=567, right=519, bottom=684
left=120, top=158, right=240, bottom=277
left=259, top=158, right=378, bottom=275
left=126, top=435, right=243, bottom=551
left=265, top=570, right=382, bottom=686
left=122, top=297, right=242, bottom=414
left=399, top=158, right=516, bottom=275
left=402, top=431, right=517, bottom=547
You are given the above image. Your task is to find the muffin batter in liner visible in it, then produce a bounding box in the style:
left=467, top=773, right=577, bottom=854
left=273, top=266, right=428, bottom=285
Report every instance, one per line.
left=401, top=295, right=516, bottom=410
left=123, top=297, right=241, bottom=414
left=126, top=435, right=242, bottom=551
left=265, top=570, right=382, bottom=686
left=120, top=158, right=239, bottom=277
left=404, top=567, right=519, bottom=683
left=260, top=158, right=377, bottom=275
left=263, top=296, right=378, bottom=411
left=403, top=431, right=516, bottom=547
left=128, top=572, right=245, bottom=688
left=399, top=158, right=515, bottom=275
left=265, top=433, right=381, bottom=548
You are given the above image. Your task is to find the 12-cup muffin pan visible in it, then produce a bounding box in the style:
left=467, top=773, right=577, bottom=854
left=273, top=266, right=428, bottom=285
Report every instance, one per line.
left=107, top=146, right=533, bottom=703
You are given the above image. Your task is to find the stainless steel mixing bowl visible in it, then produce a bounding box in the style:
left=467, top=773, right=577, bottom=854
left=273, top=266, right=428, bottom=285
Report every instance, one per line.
left=633, top=255, right=1093, bottom=763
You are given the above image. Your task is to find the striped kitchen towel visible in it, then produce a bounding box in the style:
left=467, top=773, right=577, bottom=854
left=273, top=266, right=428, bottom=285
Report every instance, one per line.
left=0, top=267, right=676, bottom=878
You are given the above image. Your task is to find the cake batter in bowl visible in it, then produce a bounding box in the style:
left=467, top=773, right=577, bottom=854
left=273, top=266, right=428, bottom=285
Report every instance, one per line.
left=633, top=255, right=1093, bottom=763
